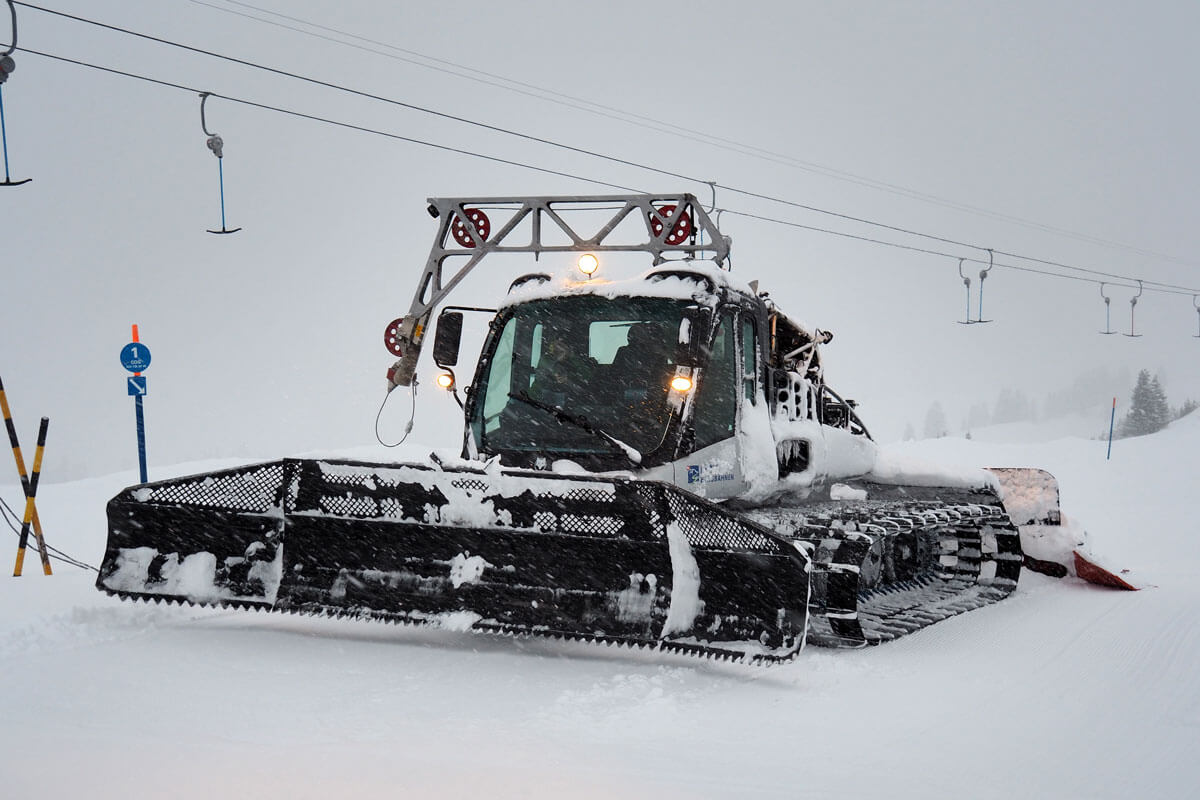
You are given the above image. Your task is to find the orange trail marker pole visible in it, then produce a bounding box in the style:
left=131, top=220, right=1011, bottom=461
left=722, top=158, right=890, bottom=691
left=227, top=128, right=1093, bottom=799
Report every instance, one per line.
left=1106, top=397, right=1116, bottom=461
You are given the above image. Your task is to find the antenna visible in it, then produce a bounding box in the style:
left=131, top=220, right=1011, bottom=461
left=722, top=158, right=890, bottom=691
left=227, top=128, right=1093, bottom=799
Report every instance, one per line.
left=0, top=0, right=31, bottom=186
left=699, top=180, right=717, bottom=251
left=199, top=92, right=241, bottom=234
left=1123, top=280, right=1143, bottom=338
left=1098, top=283, right=1116, bottom=334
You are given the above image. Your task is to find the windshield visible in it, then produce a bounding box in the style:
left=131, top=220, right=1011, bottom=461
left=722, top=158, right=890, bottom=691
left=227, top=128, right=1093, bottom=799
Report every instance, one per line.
left=471, top=295, right=691, bottom=461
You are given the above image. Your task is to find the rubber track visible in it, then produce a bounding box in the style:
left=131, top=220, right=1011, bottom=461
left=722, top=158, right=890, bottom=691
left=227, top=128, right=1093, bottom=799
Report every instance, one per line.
left=744, top=497, right=1022, bottom=647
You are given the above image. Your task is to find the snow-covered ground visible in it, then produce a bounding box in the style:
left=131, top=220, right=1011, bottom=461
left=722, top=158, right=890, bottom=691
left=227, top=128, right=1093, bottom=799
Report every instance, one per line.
left=2, top=416, right=1197, bottom=799
left=961, top=406, right=1113, bottom=444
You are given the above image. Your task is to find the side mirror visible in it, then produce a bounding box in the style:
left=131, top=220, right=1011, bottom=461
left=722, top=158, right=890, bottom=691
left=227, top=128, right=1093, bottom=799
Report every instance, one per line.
left=676, top=307, right=712, bottom=367
left=433, top=310, right=464, bottom=367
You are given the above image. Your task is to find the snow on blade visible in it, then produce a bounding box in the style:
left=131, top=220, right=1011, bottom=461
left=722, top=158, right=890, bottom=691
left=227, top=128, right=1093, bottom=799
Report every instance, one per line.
left=448, top=553, right=493, bottom=589
left=661, top=522, right=703, bottom=636
left=615, top=573, right=658, bottom=623
left=102, top=545, right=283, bottom=605
left=102, top=548, right=220, bottom=603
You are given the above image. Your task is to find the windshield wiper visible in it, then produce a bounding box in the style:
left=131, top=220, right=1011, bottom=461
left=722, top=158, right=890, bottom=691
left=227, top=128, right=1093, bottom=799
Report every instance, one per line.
left=508, top=392, right=643, bottom=466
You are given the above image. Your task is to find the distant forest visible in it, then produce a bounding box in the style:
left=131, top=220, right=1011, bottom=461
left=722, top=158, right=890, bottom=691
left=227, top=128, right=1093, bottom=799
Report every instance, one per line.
left=911, top=366, right=1197, bottom=439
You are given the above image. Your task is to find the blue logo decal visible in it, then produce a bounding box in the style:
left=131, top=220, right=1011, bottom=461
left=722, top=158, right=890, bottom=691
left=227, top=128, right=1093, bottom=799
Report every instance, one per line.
left=686, top=465, right=700, bottom=484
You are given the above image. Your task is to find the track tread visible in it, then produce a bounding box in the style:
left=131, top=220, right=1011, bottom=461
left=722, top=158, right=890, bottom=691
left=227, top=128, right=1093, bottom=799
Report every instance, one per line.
left=744, top=492, right=1023, bottom=647
left=97, top=586, right=800, bottom=666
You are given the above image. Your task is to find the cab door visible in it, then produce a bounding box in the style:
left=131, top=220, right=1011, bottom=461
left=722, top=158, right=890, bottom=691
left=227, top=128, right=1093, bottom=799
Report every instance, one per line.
left=660, top=308, right=752, bottom=499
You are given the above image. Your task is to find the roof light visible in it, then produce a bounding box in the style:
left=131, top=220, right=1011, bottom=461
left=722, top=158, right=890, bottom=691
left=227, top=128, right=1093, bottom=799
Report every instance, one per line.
left=435, top=372, right=455, bottom=390
left=669, top=375, right=693, bottom=393
left=577, top=253, right=599, bottom=277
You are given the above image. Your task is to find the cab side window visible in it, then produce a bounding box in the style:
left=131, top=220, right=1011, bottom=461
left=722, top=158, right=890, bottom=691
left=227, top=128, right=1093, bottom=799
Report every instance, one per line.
left=691, top=313, right=736, bottom=449
left=742, top=314, right=758, bottom=405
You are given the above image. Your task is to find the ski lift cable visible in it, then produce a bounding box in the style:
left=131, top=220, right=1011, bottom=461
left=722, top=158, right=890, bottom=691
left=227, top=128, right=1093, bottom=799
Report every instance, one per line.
left=189, top=0, right=1200, bottom=269
left=716, top=182, right=987, bottom=254
left=12, top=43, right=1200, bottom=302
left=10, top=2, right=703, bottom=190
left=192, top=0, right=838, bottom=181
left=15, top=2, right=1199, bottom=294
left=3, top=0, right=15, bottom=56
left=991, top=247, right=1197, bottom=292
left=720, top=208, right=1198, bottom=296
left=13, top=46, right=647, bottom=195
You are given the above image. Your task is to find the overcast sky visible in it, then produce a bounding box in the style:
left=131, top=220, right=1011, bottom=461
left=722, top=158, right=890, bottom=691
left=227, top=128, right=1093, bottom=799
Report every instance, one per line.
left=2, top=0, right=1197, bottom=480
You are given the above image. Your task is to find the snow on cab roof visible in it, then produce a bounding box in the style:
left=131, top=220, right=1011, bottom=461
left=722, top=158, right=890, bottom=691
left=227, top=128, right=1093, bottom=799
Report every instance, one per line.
left=499, top=260, right=755, bottom=309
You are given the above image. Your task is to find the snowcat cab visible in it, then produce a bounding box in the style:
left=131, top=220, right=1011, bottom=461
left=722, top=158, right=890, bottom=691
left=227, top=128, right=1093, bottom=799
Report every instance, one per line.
left=97, top=194, right=1033, bottom=663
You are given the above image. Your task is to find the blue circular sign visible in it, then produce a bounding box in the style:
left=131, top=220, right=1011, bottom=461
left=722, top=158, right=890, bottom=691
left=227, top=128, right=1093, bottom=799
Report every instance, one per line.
left=120, top=342, right=152, bottom=373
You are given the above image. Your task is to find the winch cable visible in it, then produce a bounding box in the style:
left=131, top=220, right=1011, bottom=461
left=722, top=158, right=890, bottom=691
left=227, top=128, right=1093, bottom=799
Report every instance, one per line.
left=0, top=494, right=97, bottom=571
left=375, top=379, right=417, bottom=448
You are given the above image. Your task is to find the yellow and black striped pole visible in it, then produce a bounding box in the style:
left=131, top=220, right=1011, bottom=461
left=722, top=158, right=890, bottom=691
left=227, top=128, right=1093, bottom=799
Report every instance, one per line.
left=13, top=417, right=48, bottom=576
left=1, top=375, right=52, bottom=575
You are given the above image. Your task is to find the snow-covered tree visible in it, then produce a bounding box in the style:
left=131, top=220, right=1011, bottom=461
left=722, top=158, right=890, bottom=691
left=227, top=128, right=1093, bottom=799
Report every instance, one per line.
left=1042, top=366, right=1130, bottom=419
left=993, top=388, right=1033, bottom=424
left=903, top=423, right=916, bottom=441
left=923, top=402, right=947, bottom=439
left=1175, top=398, right=1199, bottom=420
left=967, top=403, right=991, bottom=430
left=1120, top=370, right=1171, bottom=437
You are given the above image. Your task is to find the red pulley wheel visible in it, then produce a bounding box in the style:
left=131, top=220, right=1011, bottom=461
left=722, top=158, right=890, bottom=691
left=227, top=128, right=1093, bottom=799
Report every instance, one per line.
left=451, top=207, right=491, bottom=248
left=384, top=317, right=406, bottom=356
left=648, top=204, right=693, bottom=246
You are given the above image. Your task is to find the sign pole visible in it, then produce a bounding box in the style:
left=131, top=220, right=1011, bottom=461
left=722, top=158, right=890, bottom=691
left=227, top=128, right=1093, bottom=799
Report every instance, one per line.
left=120, top=324, right=151, bottom=484
left=1106, top=397, right=1116, bottom=461
left=134, top=393, right=147, bottom=483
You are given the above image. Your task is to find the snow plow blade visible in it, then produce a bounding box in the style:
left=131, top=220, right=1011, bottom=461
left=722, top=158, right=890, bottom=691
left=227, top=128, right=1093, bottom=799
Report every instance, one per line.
left=989, top=467, right=1138, bottom=589
left=98, top=459, right=810, bottom=664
